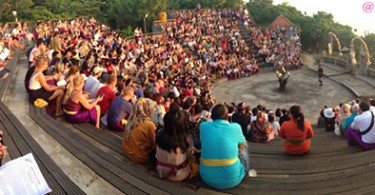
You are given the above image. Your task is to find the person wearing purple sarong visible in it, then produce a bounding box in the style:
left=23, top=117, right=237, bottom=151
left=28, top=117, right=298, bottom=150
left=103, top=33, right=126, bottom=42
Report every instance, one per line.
left=63, top=75, right=103, bottom=128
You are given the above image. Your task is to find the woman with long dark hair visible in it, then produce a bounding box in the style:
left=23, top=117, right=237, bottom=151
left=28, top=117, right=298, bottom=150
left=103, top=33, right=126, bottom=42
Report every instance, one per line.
left=279, top=105, right=314, bottom=155
left=155, top=109, right=194, bottom=181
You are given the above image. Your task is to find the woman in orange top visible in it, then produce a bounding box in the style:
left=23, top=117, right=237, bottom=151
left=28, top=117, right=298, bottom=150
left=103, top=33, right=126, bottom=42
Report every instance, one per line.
left=279, top=105, right=314, bottom=155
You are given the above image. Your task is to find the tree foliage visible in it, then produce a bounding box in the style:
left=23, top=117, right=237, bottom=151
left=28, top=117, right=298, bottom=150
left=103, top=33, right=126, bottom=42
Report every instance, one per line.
left=247, top=0, right=355, bottom=51
left=0, top=0, right=364, bottom=54
left=364, top=33, right=375, bottom=63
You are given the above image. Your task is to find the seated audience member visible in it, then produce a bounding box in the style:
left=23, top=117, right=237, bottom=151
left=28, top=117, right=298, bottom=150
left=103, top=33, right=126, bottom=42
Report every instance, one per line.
left=232, top=102, right=250, bottom=137
left=279, top=108, right=290, bottom=126
left=28, top=55, right=64, bottom=116
left=155, top=109, right=194, bottom=181
left=268, top=112, right=280, bottom=135
left=317, top=108, right=326, bottom=128
left=25, top=65, right=37, bottom=94
left=84, top=66, right=103, bottom=99
left=107, top=86, right=136, bottom=131
left=63, top=75, right=102, bottom=128
left=342, top=104, right=359, bottom=133
left=336, top=104, right=351, bottom=133
left=345, top=101, right=375, bottom=150
left=199, top=104, right=249, bottom=190
left=96, top=74, right=117, bottom=115
left=0, top=130, right=7, bottom=163
left=323, top=108, right=335, bottom=131
left=123, top=98, right=157, bottom=163
left=189, top=103, right=206, bottom=149
left=151, top=93, right=166, bottom=128
left=279, top=105, right=314, bottom=155
left=251, top=112, right=274, bottom=143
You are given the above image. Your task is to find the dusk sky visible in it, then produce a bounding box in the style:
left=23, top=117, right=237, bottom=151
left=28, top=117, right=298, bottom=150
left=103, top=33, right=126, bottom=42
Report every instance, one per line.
left=271, top=0, right=375, bottom=35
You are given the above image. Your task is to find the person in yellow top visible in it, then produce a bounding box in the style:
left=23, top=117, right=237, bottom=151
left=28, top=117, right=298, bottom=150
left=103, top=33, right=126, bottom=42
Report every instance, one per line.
left=123, top=98, right=157, bottom=163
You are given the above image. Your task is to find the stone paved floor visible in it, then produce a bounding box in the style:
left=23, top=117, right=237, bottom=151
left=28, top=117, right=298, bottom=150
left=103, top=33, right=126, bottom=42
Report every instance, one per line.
left=212, top=68, right=357, bottom=123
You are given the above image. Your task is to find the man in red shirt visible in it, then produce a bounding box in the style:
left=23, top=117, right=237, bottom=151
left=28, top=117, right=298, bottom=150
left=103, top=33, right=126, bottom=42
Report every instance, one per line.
left=96, top=74, right=117, bottom=115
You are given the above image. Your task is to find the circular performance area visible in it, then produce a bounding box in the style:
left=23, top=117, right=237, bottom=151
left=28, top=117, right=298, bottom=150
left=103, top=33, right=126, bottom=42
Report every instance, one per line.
left=213, top=67, right=356, bottom=122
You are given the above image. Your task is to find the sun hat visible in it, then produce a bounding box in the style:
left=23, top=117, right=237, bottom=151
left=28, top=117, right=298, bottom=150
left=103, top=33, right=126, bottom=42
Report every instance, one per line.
left=323, top=108, right=335, bottom=118
left=93, top=66, right=103, bottom=75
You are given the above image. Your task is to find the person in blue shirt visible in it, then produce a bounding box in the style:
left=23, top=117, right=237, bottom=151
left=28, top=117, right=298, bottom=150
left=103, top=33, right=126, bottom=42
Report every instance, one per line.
left=342, top=104, right=359, bottom=133
left=199, top=103, right=250, bottom=189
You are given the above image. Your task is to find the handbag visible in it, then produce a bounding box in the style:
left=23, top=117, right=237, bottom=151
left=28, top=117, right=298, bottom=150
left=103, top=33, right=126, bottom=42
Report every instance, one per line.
left=334, top=123, right=341, bottom=136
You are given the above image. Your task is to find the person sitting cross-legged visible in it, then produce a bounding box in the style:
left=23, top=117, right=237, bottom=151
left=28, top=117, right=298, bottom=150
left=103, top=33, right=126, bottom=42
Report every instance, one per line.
left=123, top=98, right=157, bottom=164
left=107, top=86, right=136, bottom=131
left=155, top=109, right=194, bottom=181
left=63, top=75, right=103, bottom=128
left=279, top=105, right=314, bottom=155
left=199, top=103, right=250, bottom=190
left=345, top=101, right=375, bottom=150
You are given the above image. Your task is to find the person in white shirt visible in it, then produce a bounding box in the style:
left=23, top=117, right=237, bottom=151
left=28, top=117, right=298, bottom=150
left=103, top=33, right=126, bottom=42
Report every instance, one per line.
left=84, top=66, right=103, bottom=99
left=346, top=101, right=375, bottom=150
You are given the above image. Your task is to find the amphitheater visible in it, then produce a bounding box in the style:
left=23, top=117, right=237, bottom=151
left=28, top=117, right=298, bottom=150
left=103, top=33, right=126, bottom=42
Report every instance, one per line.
left=1, top=43, right=375, bottom=195
left=2, top=14, right=375, bottom=195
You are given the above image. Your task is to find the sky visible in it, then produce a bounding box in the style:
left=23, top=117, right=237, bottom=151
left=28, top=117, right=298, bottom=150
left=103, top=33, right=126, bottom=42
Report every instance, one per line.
left=262, top=0, right=375, bottom=36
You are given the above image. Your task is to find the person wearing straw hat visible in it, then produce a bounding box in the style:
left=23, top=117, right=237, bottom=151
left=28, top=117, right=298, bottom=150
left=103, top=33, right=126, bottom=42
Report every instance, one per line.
left=323, top=107, right=335, bottom=131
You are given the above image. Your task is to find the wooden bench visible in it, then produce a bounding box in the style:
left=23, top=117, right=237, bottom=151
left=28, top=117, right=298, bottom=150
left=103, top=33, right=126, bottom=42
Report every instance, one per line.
left=30, top=101, right=375, bottom=194
left=19, top=53, right=375, bottom=194
left=29, top=105, right=198, bottom=195
left=0, top=51, right=84, bottom=194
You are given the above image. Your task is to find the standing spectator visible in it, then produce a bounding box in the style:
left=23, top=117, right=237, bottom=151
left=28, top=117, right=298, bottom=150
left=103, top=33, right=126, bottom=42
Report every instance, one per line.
left=279, top=105, right=314, bottom=155
left=199, top=104, right=249, bottom=190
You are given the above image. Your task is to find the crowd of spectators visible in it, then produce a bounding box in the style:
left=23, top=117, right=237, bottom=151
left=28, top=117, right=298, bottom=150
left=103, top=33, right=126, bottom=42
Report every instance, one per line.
left=320, top=98, right=375, bottom=150
left=19, top=8, right=315, bottom=190
left=242, top=16, right=302, bottom=71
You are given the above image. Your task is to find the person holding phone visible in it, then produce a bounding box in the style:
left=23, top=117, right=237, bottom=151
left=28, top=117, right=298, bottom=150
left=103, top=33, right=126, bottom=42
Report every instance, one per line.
left=63, top=75, right=103, bottom=128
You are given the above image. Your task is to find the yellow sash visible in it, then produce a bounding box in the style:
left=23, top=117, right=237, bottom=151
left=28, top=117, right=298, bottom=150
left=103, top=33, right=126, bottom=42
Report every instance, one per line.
left=200, top=157, right=238, bottom=166
left=63, top=108, right=77, bottom=115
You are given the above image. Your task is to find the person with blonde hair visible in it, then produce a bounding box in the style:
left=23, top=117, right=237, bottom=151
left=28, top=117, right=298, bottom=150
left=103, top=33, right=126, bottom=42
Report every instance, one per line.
left=29, top=55, right=65, bottom=116
left=336, top=104, right=351, bottom=133
left=63, top=75, right=103, bottom=128
left=123, top=98, right=157, bottom=163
